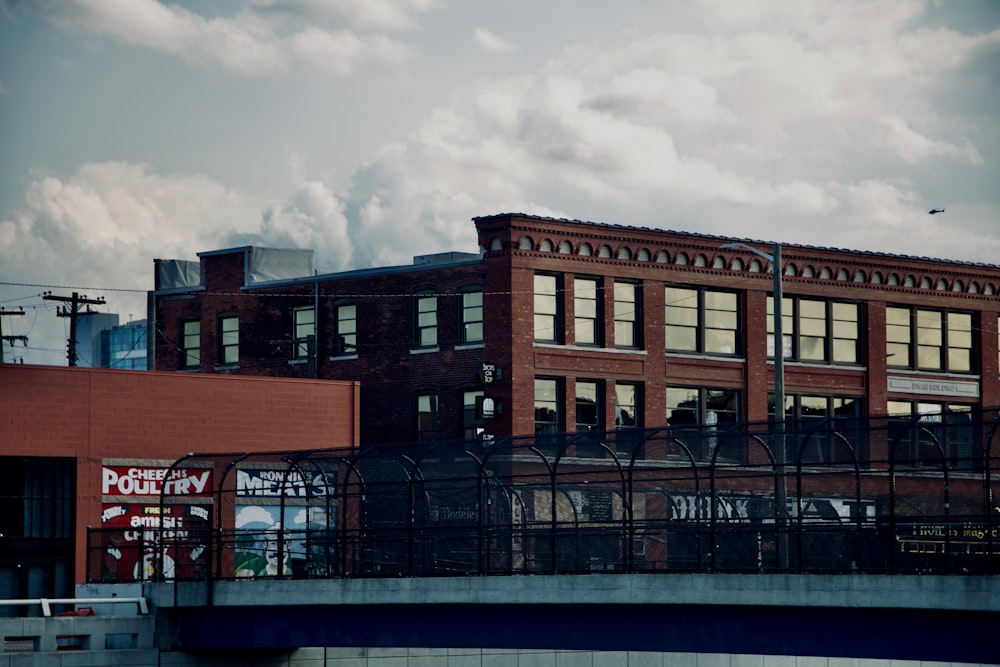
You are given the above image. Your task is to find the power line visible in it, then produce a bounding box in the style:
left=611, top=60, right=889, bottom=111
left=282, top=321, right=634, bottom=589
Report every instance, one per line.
left=42, top=291, right=107, bottom=367
left=0, top=307, right=26, bottom=364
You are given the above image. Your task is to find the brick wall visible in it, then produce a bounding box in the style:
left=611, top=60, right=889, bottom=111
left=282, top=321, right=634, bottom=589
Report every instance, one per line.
left=0, top=364, right=359, bottom=582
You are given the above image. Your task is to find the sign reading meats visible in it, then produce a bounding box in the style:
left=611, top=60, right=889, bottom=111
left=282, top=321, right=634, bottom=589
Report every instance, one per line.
left=102, top=466, right=213, bottom=497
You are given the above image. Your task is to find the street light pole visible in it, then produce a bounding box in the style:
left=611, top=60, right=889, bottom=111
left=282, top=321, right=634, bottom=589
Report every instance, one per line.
left=720, top=242, right=788, bottom=569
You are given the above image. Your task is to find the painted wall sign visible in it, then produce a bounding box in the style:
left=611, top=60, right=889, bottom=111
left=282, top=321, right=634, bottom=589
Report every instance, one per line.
left=235, top=467, right=335, bottom=498
left=102, top=466, right=213, bottom=497
left=887, top=376, right=980, bottom=398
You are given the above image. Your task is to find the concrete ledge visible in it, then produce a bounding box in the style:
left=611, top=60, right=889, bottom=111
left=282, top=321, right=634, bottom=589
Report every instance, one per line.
left=0, top=615, right=155, bottom=653
left=146, top=573, right=1000, bottom=612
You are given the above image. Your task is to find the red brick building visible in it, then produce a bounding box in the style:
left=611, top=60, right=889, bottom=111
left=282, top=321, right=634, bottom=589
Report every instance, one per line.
left=0, top=364, right=359, bottom=596
left=152, top=213, right=1000, bottom=450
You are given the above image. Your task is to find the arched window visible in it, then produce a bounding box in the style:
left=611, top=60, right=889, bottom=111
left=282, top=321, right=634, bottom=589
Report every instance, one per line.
left=579, top=242, right=593, bottom=256
left=558, top=240, right=572, bottom=254
left=539, top=238, right=553, bottom=252
left=617, top=246, right=632, bottom=260
left=519, top=236, right=534, bottom=250
left=598, top=245, right=613, bottom=258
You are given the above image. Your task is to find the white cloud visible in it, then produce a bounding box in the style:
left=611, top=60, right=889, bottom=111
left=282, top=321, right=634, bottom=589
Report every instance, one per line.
left=473, top=28, right=517, bottom=54
left=880, top=115, right=984, bottom=165
left=0, top=162, right=265, bottom=363
left=323, top=0, right=998, bottom=267
left=251, top=0, right=442, bottom=32
left=38, top=0, right=426, bottom=76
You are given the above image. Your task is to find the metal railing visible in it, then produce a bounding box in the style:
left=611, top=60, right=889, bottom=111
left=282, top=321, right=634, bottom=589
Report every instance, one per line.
left=87, top=409, right=1000, bottom=581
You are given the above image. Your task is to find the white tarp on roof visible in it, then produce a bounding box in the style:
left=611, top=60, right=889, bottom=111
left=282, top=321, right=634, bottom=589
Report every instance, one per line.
left=155, top=259, right=201, bottom=290
left=248, top=247, right=314, bottom=283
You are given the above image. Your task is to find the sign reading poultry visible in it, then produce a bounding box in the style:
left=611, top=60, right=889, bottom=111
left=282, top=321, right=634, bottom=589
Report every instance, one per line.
left=102, top=465, right=213, bottom=497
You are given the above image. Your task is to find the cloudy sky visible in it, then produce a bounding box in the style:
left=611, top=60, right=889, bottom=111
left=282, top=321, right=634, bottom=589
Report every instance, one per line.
left=1, top=0, right=998, bottom=366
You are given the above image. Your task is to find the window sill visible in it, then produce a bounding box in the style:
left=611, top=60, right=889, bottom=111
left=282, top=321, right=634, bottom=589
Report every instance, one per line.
left=214, top=364, right=240, bottom=371
left=455, top=342, right=485, bottom=350
left=410, top=347, right=440, bottom=355
left=329, top=354, right=359, bottom=361
left=534, top=342, right=647, bottom=356
left=288, top=358, right=309, bottom=366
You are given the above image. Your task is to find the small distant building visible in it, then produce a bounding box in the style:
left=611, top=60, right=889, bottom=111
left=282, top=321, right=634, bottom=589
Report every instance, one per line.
left=100, top=319, right=149, bottom=370
left=73, top=311, right=119, bottom=368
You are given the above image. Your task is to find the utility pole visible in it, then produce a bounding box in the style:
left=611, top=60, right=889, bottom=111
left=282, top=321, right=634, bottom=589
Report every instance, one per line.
left=43, top=291, right=106, bottom=366
left=0, top=307, right=26, bottom=364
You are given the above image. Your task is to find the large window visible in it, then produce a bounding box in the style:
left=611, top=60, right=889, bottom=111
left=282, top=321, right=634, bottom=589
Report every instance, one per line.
left=887, top=401, right=974, bottom=469
left=767, top=297, right=860, bottom=364
left=415, top=293, right=438, bottom=349
left=293, top=306, right=315, bottom=359
left=666, top=386, right=740, bottom=460
left=460, top=290, right=483, bottom=344
left=218, top=314, right=239, bottom=366
left=665, top=286, right=739, bottom=356
left=774, top=395, right=863, bottom=464
left=614, top=281, right=641, bottom=349
left=575, top=380, right=603, bottom=456
left=416, top=394, right=439, bottom=442
left=574, top=277, right=601, bottom=346
left=575, top=380, right=602, bottom=432
left=535, top=378, right=562, bottom=434
left=534, top=274, right=562, bottom=343
left=886, top=307, right=972, bottom=372
left=180, top=320, right=200, bottom=369
left=334, top=303, right=357, bottom=356
left=614, top=382, right=640, bottom=428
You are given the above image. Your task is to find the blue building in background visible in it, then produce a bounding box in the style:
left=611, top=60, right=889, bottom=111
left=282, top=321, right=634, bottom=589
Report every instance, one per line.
left=100, top=318, right=149, bottom=370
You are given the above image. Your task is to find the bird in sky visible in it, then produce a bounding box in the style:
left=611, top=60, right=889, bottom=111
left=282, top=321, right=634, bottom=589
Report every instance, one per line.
left=928, top=208, right=945, bottom=214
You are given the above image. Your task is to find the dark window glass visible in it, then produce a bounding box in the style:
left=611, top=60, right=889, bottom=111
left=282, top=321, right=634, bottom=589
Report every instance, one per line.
left=461, top=290, right=483, bottom=344
left=293, top=307, right=315, bottom=359
left=181, top=320, right=200, bottom=369
left=219, top=315, right=239, bottom=365
left=335, top=303, right=357, bottom=356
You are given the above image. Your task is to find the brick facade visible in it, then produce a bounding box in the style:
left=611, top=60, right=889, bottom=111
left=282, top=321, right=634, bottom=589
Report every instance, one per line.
left=0, top=364, right=360, bottom=585
left=153, top=213, right=1000, bottom=446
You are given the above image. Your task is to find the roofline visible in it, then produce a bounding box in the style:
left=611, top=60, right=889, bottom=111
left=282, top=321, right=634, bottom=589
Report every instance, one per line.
left=473, top=212, right=1000, bottom=270
left=244, top=253, right=484, bottom=290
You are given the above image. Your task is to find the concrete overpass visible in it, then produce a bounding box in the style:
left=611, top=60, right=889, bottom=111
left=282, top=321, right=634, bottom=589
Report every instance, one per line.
left=146, top=574, right=1000, bottom=664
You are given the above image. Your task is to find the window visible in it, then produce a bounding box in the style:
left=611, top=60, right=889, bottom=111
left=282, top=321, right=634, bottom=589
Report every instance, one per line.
left=293, top=307, right=315, bottom=359
left=614, top=383, right=640, bottom=428
left=767, top=297, right=859, bottom=364
left=776, top=395, right=863, bottom=464
left=0, top=457, right=74, bottom=539
left=460, top=290, right=483, bottom=344
left=180, top=320, right=200, bottom=369
left=575, top=380, right=602, bottom=432
left=614, top=281, right=641, bottom=348
left=575, top=380, right=603, bottom=456
left=415, top=293, right=438, bottom=348
left=666, top=386, right=741, bottom=460
left=218, top=314, right=239, bottom=365
left=665, top=286, right=739, bottom=356
left=574, top=277, right=601, bottom=346
left=535, top=378, right=562, bottom=434
left=416, top=394, right=439, bottom=442
left=534, top=274, right=562, bottom=343
left=334, top=303, right=357, bottom=356
left=886, top=306, right=972, bottom=372
left=614, top=382, right=642, bottom=456
left=887, top=401, right=974, bottom=469
left=462, top=390, right=484, bottom=440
